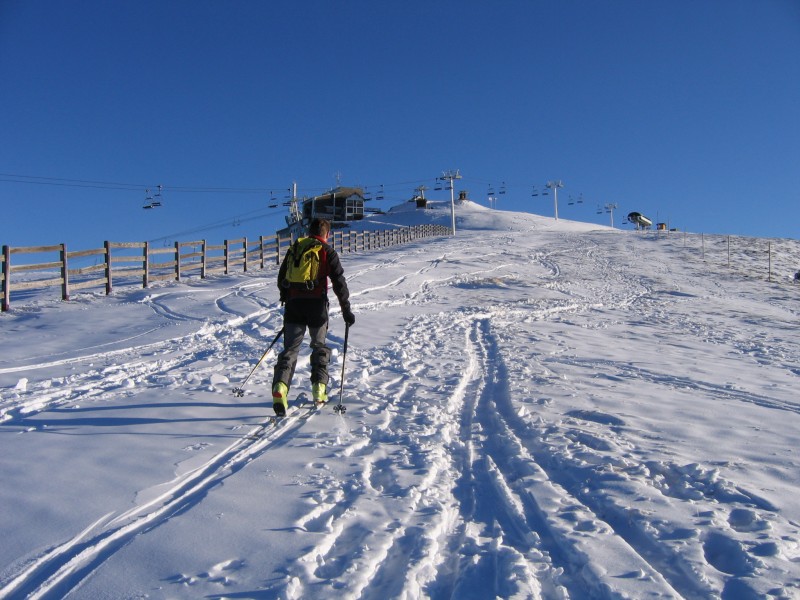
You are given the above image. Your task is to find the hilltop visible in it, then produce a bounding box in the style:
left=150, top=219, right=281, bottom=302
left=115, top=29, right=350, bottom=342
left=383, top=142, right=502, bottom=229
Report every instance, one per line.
left=357, top=198, right=613, bottom=234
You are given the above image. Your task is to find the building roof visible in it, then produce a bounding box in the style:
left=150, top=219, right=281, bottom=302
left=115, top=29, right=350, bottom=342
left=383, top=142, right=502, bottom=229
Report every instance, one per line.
left=312, top=186, right=365, bottom=202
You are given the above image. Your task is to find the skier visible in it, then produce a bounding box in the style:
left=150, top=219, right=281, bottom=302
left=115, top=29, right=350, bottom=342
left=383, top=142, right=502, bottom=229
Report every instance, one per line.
left=271, top=218, right=355, bottom=415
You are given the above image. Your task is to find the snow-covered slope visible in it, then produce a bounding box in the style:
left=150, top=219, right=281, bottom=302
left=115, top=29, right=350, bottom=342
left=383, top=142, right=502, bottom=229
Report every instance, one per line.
left=1, top=202, right=799, bottom=599
left=361, top=198, right=611, bottom=233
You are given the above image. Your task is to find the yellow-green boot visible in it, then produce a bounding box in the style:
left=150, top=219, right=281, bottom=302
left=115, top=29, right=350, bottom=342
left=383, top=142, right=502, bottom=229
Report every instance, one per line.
left=312, top=382, right=328, bottom=405
left=272, top=382, right=289, bottom=416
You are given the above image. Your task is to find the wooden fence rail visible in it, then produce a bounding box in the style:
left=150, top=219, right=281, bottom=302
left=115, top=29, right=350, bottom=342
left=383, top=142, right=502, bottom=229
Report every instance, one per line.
left=1, top=224, right=450, bottom=311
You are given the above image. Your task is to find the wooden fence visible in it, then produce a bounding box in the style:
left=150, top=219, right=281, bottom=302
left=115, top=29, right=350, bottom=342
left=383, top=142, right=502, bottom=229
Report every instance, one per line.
left=1, top=224, right=450, bottom=311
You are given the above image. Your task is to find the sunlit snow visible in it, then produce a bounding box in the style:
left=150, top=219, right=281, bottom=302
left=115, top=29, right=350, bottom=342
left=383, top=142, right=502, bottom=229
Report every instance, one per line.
left=1, top=201, right=799, bottom=599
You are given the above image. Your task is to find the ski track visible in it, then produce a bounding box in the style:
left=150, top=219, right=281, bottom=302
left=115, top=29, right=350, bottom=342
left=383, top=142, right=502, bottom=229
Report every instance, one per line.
left=266, top=234, right=799, bottom=598
left=0, top=280, right=284, bottom=425
left=272, top=310, right=688, bottom=599
left=0, top=401, right=318, bottom=600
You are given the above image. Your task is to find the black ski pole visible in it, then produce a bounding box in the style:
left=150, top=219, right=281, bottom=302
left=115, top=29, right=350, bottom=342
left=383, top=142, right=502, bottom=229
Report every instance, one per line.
left=233, top=326, right=285, bottom=397
left=334, top=323, right=350, bottom=414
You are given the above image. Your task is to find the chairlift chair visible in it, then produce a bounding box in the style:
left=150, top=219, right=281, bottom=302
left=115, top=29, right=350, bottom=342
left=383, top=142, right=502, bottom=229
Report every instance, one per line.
left=499, top=182, right=507, bottom=195
left=143, top=188, right=155, bottom=209
left=150, top=184, right=163, bottom=207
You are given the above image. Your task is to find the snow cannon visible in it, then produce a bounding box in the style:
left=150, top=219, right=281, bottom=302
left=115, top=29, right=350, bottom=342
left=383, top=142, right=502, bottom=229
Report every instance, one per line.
left=627, top=212, right=653, bottom=229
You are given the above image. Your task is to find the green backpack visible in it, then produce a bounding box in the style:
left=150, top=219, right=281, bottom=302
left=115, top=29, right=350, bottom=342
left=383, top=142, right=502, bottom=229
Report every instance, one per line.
left=282, top=237, right=323, bottom=290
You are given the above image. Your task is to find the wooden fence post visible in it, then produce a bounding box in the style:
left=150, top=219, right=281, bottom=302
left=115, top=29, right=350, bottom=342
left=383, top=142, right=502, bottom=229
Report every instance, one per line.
left=143, top=241, right=150, bottom=288
left=61, top=243, right=70, bottom=301
left=2, top=245, right=10, bottom=311
left=768, top=241, right=772, bottom=283
left=260, top=235, right=265, bottom=269
left=201, top=240, right=207, bottom=278
left=175, top=241, right=182, bottom=282
left=105, top=241, right=113, bottom=295
left=727, top=236, right=731, bottom=269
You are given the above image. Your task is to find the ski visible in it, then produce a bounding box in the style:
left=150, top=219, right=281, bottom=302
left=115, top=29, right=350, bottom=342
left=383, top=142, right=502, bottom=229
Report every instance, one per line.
left=244, top=398, right=318, bottom=440
left=244, top=416, right=282, bottom=440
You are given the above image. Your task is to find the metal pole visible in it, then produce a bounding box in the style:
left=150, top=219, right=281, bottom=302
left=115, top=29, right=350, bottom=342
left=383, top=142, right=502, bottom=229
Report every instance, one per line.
left=605, top=204, right=618, bottom=228
left=233, top=327, right=286, bottom=397
left=450, top=180, right=456, bottom=235
left=438, top=170, right=461, bottom=236
left=335, top=323, right=350, bottom=414
left=546, top=180, right=563, bottom=220
left=554, top=186, right=559, bottom=221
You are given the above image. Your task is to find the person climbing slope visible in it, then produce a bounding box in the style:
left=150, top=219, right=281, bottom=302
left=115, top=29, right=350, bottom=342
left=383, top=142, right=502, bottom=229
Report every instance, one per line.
left=271, top=218, right=355, bottom=416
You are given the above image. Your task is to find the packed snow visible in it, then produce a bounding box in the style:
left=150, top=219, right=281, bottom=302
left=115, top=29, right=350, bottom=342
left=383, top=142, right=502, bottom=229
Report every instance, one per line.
left=1, top=200, right=799, bottom=599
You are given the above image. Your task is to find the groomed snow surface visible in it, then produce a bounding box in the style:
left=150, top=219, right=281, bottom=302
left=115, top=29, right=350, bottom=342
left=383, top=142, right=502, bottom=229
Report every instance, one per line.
left=1, top=201, right=799, bottom=599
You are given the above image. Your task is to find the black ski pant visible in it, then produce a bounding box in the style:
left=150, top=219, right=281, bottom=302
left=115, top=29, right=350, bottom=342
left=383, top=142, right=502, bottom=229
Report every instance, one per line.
left=273, top=298, right=332, bottom=390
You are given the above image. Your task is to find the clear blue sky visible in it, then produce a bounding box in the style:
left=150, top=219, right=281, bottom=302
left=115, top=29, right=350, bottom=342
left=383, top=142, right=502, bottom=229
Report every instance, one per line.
left=2, top=0, right=799, bottom=250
